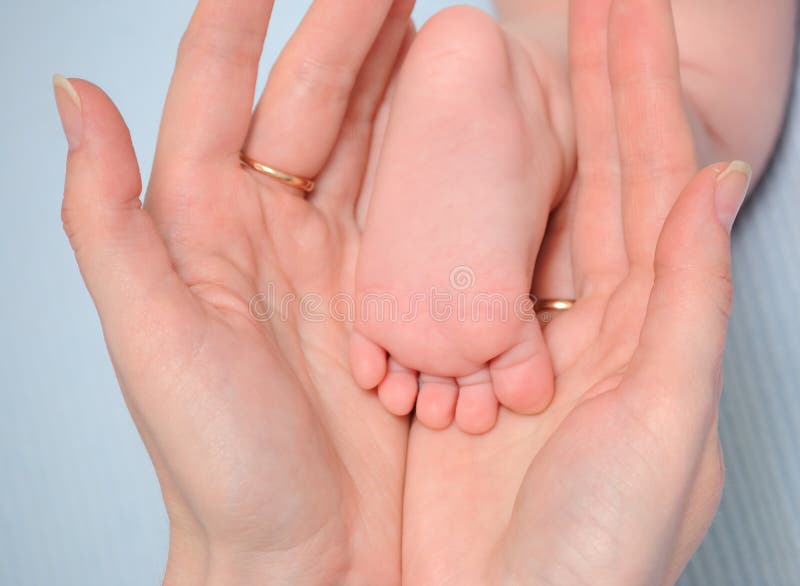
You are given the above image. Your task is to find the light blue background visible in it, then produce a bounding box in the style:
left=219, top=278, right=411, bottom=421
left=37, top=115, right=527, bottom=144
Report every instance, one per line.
left=1, top=1, right=798, bottom=585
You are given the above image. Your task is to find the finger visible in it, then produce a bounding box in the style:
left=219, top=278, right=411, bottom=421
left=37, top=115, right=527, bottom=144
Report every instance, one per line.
left=568, top=0, right=628, bottom=293
left=621, top=161, right=751, bottom=435
left=243, top=0, right=413, bottom=183
left=55, top=76, right=196, bottom=364
left=60, top=91, right=191, bottom=544
left=317, top=19, right=416, bottom=215
left=156, top=0, right=274, bottom=164
left=511, top=164, right=742, bottom=582
left=530, top=194, right=575, bottom=301
left=608, top=0, right=697, bottom=267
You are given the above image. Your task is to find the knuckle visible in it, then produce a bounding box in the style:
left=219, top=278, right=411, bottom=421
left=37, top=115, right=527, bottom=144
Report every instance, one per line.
left=284, top=55, right=357, bottom=105
left=712, top=269, right=735, bottom=320
left=652, top=262, right=735, bottom=324
left=61, top=200, right=80, bottom=251
left=710, top=459, right=726, bottom=505
left=699, top=436, right=726, bottom=513
left=178, top=24, right=263, bottom=68
left=622, top=149, right=696, bottom=186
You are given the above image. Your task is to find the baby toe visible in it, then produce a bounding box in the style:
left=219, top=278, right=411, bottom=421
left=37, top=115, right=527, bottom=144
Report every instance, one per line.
left=350, top=331, right=388, bottom=390
left=455, top=368, right=499, bottom=435
left=416, top=375, right=458, bottom=430
left=377, top=358, right=419, bottom=417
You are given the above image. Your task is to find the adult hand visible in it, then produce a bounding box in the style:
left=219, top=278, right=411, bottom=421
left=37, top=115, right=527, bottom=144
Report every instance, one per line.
left=403, top=1, right=749, bottom=583
left=55, top=1, right=414, bottom=583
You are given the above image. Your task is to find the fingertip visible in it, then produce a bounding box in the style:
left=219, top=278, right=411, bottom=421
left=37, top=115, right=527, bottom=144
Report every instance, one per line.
left=58, top=75, right=144, bottom=256
left=53, top=74, right=83, bottom=150
left=650, top=163, right=737, bottom=327
left=714, top=161, right=752, bottom=233
left=655, top=163, right=732, bottom=266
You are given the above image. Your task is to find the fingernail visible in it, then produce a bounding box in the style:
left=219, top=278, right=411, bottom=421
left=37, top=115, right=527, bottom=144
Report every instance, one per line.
left=53, top=74, right=82, bottom=150
left=715, top=161, right=752, bottom=233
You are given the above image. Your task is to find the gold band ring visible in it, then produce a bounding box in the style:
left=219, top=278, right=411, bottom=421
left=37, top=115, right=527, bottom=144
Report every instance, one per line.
left=534, top=298, right=575, bottom=325
left=534, top=298, right=576, bottom=313
left=240, top=153, right=316, bottom=193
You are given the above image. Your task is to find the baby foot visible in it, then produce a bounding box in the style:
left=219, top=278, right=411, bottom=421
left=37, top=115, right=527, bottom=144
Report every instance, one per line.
left=352, top=6, right=569, bottom=434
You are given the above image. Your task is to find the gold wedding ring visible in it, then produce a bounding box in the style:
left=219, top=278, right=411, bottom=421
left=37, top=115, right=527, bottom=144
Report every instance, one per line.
left=534, top=298, right=576, bottom=313
left=534, top=298, right=575, bottom=325
left=240, top=153, right=316, bottom=193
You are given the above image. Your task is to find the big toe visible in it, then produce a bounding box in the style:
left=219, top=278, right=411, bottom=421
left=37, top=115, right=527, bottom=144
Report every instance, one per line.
left=490, top=322, right=555, bottom=415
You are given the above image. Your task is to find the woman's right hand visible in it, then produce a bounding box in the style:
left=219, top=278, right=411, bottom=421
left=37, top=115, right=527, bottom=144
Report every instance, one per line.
left=402, top=1, right=748, bottom=583
left=55, top=1, right=414, bottom=584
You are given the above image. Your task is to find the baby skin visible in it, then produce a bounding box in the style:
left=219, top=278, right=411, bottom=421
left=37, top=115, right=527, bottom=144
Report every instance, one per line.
left=351, top=1, right=796, bottom=434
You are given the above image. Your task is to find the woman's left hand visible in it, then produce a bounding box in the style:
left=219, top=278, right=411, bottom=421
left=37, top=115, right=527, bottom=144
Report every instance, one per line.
left=57, top=1, right=414, bottom=583
left=402, top=1, right=748, bottom=583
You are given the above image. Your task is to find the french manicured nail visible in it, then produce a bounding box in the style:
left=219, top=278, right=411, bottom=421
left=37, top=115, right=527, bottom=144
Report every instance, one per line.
left=53, top=74, right=82, bottom=150
left=715, top=161, right=752, bottom=233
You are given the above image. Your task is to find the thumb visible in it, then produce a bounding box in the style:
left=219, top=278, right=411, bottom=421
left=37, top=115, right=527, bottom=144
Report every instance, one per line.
left=623, top=161, right=752, bottom=433
left=54, top=75, right=190, bottom=342
left=596, top=162, right=749, bottom=584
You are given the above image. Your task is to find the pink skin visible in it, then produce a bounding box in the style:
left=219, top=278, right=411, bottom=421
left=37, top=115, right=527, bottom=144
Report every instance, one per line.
left=353, top=0, right=795, bottom=434
left=55, top=0, right=792, bottom=583
left=352, top=8, right=568, bottom=434
left=402, top=0, right=793, bottom=583
left=57, top=1, right=418, bottom=583
left=496, top=0, right=797, bottom=179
